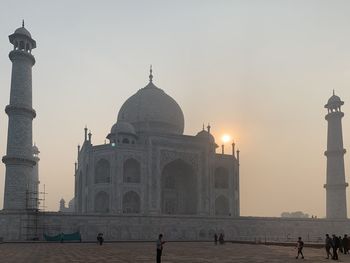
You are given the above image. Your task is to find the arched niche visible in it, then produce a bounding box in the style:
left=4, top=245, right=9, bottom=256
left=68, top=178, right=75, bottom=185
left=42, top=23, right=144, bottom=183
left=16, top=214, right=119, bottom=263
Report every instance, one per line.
left=161, top=159, right=197, bottom=215
left=214, top=167, right=229, bottom=189
left=95, top=159, right=110, bottom=184
left=123, top=158, right=141, bottom=183
left=122, top=191, right=140, bottom=213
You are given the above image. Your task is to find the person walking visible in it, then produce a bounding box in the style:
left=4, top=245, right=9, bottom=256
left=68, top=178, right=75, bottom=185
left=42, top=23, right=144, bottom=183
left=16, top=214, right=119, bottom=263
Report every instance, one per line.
left=325, top=234, right=333, bottom=259
left=97, top=233, right=104, bottom=245
left=342, top=234, right=348, bottom=254
left=219, top=233, right=224, bottom=245
left=214, top=233, right=218, bottom=245
left=295, top=237, right=304, bottom=259
left=332, top=234, right=339, bottom=260
left=339, top=236, right=344, bottom=254
left=156, top=234, right=166, bottom=263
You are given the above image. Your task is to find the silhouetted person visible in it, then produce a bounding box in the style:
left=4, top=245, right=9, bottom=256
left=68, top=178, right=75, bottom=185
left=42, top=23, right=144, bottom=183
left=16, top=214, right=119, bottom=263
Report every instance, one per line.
left=97, top=233, right=104, bottom=245
left=339, top=236, right=343, bottom=253
left=156, top=234, right=166, bottom=263
left=295, top=237, right=304, bottom=259
left=343, top=234, right=349, bottom=254
left=214, top=233, right=218, bottom=245
left=325, top=234, right=333, bottom=259
left=332, top=234, right=339, bottom=260
left=219, top=233, right=224, bottom=244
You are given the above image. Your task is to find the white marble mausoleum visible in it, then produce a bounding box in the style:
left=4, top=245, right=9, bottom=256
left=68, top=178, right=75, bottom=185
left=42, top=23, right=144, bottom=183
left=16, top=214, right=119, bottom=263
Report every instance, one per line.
left=74, top=69, right=240, bottom=217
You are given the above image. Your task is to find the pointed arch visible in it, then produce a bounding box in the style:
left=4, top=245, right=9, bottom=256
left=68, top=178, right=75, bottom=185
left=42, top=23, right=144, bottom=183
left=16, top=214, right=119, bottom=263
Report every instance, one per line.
left=122, top=191, right=140, bottom=213
left=215, top=167, right=229, bottom=189
left=19, top=41, right=25, bottom=50
left=95, top=159, right=110, bottom=183
left=161, top=159, right=197, bottom=215
left=123, top=158, right=140, bottom=183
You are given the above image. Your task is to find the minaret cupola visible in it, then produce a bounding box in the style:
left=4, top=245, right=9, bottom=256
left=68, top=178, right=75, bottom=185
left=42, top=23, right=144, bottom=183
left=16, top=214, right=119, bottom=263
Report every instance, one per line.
left=9, top=20, right=36, bottom=53
left=325, top=90, right=344, bottom=113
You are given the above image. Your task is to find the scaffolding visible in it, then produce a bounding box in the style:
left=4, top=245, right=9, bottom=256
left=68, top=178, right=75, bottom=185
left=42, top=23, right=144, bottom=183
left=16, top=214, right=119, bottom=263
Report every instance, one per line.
left=23, top=184, right=47, bottom=240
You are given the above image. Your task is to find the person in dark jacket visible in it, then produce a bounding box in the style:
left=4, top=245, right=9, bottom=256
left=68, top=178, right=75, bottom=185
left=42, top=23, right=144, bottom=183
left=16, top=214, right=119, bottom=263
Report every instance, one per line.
left=97, top=233, right=104, bottom=245
left=219, top=233, right=225, bottom=244
left=332, top=234, right=339, bottom=260
left=342, top=234, right=349, bottom=254
left=295, top=237, right=304, bottom=259
left=214, top=233, right=218, bottom=245
left=325, top=234, right=333, bottom=259
left=339, top=236, right=343, bottom=253
left=156, top=234, right=166, bottom=263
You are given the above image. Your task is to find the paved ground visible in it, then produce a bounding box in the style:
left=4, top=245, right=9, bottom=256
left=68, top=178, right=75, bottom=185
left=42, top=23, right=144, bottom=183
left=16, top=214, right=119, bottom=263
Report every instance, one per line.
left=1, top=242, right=350, bottom=263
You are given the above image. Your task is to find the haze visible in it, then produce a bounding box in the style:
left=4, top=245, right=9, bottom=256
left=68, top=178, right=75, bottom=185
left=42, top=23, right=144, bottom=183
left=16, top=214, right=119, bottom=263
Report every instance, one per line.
left=1, top=0, right=350, bottom=217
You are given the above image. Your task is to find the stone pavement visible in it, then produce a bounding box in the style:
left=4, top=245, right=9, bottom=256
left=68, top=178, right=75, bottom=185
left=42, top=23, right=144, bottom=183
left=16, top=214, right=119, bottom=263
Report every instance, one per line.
left=1, top=242, right=350, bottom=263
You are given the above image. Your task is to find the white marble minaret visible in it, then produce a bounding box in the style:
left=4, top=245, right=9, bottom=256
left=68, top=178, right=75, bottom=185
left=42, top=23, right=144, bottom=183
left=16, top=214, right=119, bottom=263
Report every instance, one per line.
left=2, top=22, right=37, bottom=210
left=324, top=92, right=348, bottom=219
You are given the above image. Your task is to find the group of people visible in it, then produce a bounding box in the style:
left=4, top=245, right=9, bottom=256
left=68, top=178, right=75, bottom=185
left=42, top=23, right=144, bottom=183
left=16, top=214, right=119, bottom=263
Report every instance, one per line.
left=214, top=233, right=225, bottom=245
left=295, top=234, right=350, bottom=260
left=325, top=234, right=349, bottom=260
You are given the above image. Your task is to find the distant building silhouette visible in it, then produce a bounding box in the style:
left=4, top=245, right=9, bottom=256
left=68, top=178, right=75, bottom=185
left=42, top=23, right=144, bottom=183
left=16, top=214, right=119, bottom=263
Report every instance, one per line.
left=281, top=211, right=309, bottom=218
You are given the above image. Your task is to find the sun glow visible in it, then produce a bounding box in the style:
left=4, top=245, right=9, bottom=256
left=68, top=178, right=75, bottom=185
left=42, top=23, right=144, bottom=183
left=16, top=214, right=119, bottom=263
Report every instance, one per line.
left=222, top=134, right=231, bottom=143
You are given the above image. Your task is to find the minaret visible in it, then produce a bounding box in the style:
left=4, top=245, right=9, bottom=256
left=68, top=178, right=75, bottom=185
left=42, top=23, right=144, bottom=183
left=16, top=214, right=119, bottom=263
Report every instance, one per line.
left=2, top=22, right=37, bottom=210
left=324, top=92, right=348, bottom=219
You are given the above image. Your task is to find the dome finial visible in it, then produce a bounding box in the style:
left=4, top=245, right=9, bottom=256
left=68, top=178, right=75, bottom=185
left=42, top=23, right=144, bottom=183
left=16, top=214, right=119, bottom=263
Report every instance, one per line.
left=333, top=89, right=335, bottom=96
left=22, top=19, right=24, bottom=27
left=149, top=65, right=153, bottom=83
left=207, top=123, right=211, bottom=133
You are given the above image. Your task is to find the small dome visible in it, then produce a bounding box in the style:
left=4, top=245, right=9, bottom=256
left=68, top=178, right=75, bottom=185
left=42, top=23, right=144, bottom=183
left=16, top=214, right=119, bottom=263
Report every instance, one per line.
left=196, top=130, right=215, bottom=143
left=328, top=95, right=341, bottom=104
left=111, top=121, right=136, bottom=135
left=325, top=92, right=344, bottom=109
left=14, top=26, right=32, bottom=38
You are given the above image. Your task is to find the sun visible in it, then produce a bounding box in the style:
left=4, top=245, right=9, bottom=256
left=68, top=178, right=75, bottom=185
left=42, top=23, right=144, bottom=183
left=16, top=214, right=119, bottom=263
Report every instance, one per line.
left=222, top=134, right=231, bottom=143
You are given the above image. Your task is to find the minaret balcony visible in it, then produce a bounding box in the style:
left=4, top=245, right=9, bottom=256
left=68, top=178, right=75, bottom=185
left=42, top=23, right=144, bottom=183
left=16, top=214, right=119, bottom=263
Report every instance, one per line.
left=324, top=149, right=346, bottom=157
left=2, top=155, right=36, bottom=167
left=325, top=111, right=344, bottom=120
left=324, top=183, right=349, bottom=190
left=5, top=105, right=36, bottom=119
left=9, top=50, right=35, bottom=65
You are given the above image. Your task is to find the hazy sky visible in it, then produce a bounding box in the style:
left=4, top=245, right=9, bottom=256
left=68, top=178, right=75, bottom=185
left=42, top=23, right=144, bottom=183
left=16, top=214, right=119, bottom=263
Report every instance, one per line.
left=1, top=0, right=350, bottom=217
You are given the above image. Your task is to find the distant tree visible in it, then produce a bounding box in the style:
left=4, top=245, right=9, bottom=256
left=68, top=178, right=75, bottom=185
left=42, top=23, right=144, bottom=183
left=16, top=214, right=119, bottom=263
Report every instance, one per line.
left=281, top=211, right=309, bottom=218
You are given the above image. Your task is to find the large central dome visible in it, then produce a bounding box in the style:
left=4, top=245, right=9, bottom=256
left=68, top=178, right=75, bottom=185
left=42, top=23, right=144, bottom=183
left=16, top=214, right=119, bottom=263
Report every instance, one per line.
left=117, top=71, right=185, bottom=135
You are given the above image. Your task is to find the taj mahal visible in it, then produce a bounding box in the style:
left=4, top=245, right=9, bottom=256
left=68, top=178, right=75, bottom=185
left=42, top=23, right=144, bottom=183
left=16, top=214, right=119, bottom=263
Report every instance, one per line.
left=74, top=67, right=239, bottom=217
left=0, top=23, right=350, bottom=242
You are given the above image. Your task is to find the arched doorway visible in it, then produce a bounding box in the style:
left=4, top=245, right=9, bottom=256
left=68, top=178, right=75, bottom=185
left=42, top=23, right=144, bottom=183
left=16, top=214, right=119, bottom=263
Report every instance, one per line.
left=161, top=159, right=197, bottom=215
